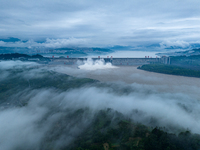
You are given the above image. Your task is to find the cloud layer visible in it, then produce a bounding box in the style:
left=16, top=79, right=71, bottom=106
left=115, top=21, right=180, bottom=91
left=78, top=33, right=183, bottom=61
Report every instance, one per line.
left=1, top=0, right=200, bottom=48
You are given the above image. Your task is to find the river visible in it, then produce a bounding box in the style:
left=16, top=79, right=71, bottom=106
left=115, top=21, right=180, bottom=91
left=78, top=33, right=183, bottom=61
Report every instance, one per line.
left=54, top=65, right=200, bottom=99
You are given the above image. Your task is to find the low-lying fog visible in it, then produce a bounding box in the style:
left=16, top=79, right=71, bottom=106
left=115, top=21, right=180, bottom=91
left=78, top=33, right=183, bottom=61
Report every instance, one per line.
left=1, top=59, right=200, bottom=149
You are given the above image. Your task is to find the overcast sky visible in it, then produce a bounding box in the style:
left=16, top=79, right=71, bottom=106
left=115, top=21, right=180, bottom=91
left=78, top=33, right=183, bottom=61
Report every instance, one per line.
left=1, top=0, right=200, bottom=49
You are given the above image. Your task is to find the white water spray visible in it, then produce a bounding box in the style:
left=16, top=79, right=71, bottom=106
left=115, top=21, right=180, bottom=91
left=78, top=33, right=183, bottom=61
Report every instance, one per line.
left=78, top=58, right=118, bottom=70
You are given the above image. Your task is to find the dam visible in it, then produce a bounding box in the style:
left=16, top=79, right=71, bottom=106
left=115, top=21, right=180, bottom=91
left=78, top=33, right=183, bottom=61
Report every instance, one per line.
left=49, top=57, right=170, bottom=66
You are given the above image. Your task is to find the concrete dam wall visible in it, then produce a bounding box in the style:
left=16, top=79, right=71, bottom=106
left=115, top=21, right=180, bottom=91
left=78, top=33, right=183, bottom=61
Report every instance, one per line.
left=49, top=57, right=170, bottom=66
left=110, top=58, right=159, bottom=65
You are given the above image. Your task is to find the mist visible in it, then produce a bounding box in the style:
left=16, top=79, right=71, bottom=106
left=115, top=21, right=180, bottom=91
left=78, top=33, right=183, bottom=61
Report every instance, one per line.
left=1, top=60, right=200, bottom=149
left=78, top=58, right=118, bottom=70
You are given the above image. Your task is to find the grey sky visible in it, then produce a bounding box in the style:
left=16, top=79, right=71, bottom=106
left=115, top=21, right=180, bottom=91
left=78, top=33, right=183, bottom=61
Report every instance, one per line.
left=1, top=0, right=200, bottom=48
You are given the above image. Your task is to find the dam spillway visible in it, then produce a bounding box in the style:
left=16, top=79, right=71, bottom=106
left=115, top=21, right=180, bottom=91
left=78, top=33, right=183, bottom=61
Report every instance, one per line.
left=49, top=57, right=170, bottom=66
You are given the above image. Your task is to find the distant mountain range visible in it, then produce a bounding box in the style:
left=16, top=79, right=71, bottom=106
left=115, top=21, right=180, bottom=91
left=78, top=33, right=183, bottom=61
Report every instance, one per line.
left=157, top=48, right=200, bottom=57
left=0, top=46, right=113, bottom=57
left=1, top=37, right=200, bottom=57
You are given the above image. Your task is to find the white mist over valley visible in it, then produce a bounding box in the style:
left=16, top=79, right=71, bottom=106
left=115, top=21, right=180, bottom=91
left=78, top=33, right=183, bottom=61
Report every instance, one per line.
left=0, top=59, right=200, bottom=149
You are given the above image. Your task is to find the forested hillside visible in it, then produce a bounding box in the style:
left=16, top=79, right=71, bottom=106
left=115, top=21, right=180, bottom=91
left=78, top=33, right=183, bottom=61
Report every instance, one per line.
left=1, top=65, right=200, bottom=150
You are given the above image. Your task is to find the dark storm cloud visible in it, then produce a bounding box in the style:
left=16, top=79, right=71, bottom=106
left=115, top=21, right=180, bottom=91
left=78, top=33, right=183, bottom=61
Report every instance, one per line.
left=1, top=0, right=200, bottom=48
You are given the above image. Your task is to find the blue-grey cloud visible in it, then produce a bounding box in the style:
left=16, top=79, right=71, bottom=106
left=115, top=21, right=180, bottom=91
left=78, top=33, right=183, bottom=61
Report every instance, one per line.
left=1, top=0, right=200, bottom=49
